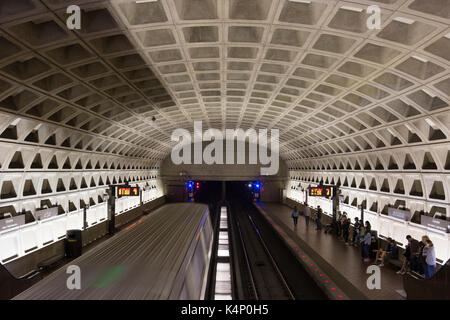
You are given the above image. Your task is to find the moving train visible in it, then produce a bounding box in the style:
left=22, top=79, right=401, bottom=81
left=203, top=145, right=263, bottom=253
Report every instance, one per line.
left=13, top=203, right=213, bottom=300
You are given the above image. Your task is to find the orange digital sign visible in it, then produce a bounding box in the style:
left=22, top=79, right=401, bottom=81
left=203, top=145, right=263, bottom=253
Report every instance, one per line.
left=309, top=187, right=332, bottom=197
left=117, top=186, right=140, bottom=197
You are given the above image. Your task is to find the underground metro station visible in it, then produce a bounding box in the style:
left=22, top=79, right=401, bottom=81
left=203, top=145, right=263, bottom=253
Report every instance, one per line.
left=0, top=0, right=449, bottom=304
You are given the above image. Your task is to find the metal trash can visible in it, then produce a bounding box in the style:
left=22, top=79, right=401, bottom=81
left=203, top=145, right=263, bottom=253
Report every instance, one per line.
left=66, top=229, right=82, bottom=258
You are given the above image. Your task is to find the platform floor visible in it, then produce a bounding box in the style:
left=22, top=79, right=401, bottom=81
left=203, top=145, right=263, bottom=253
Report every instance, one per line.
left=257, top=202, right=404, bottom=300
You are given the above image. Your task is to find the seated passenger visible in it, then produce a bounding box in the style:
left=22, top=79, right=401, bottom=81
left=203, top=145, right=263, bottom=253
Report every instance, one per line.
left=375, top=237, right=398, bottom=267
left=424, top=240, right=436, bottom=279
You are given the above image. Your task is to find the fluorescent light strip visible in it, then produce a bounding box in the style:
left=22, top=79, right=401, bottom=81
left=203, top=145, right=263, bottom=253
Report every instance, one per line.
left=425, top=118, right=436, bottom=127
left=219, top=232, right=228, bottom=240
left=422, top=88, right=436, bottom=98
left=216, top=270, right=231, bottom=282
left=341, top=5, right=363, bottom=12
left=215, top=208, right=233, bottom=299
left=394, top=17, right=415, bottom=24
left=215, top=280, right=232, bottom=293
left=404, top=123, right=413, bottom=131
left=412, top=55, right=428, bottom=63
left=218, top=249, right=230, bottom=257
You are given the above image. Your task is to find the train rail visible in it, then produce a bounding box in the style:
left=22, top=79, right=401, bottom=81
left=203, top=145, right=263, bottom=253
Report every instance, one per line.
left=230, top=199, right=295, bottom=300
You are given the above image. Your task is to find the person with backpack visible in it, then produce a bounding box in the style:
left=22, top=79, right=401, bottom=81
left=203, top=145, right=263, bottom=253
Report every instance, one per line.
left=292, top=206, right=300, bottom=228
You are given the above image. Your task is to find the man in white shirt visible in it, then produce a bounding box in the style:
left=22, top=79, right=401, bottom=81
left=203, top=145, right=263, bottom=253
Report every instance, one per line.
left=304, top=204, right=311, bottom=227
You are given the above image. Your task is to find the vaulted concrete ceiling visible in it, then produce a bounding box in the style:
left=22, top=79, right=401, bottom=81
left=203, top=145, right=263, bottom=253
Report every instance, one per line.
left=0, top=0, right=449, bottom=163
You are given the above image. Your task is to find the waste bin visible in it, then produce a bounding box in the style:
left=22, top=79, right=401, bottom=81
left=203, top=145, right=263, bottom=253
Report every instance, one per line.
left=66, top=229, right=82, bottom=258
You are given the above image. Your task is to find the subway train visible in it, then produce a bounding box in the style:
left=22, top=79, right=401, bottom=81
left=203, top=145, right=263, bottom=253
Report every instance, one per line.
left=13, top=203, right=213, bottom=300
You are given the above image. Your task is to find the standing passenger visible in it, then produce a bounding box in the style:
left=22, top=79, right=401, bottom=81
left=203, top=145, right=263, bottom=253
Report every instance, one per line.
left=292, top=206, right=299, bottom=227
left=359, top=227, right=366, bottom=258
left=419, top=236, right=430, bottom=275
left=342, top=218, right=350, bottom=244
left=365, top=221, right=371, bottom=233
left=424, top=240, right=436, bottom=279
left=363, top=229, right=372, bottom=262
left=408, top=236, right=420, bottom=272
left=336, top=211, right=342, bottom=237
left=304, top=205, right=311, bottom=228
left=316, top=206, right=323, bottom=231
left=352, top=217, right=361, bottom=247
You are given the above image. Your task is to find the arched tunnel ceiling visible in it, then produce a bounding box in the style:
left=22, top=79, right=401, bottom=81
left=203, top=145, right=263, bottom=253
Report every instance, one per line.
left=0, top=0, right=449, bottom=162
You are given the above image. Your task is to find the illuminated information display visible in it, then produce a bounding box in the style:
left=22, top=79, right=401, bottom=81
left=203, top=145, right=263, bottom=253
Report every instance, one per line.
left=309, top=187, right=332, bottom=197
left=117, top=186, right=140, bottom=198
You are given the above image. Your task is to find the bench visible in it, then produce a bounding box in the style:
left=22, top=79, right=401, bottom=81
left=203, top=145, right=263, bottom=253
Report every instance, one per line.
left=37, top=253, right=65, bottom=271
left=0, top=264, right=42, bottom=299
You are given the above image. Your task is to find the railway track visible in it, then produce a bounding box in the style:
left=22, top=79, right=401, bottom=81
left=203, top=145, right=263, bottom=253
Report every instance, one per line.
left=230, top=198, right=295, bottom=300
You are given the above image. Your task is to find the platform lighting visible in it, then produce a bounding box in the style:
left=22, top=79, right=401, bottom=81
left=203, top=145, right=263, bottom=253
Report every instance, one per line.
left=136, top=0, right=158, bottom=3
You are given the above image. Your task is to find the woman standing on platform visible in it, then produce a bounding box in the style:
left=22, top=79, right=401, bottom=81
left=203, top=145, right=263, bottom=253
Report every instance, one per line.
left=424, top=240, right=436, bottom=279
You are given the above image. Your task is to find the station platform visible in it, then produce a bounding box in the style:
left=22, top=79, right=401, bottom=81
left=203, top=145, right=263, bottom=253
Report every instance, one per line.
left=254, top=202, right=404, bottom=300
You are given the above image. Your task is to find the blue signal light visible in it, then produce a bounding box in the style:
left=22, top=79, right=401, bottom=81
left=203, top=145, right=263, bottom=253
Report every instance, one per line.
left=188, top=181, right=193, bottom=189
left=255, top=183, right=260, bottom=189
